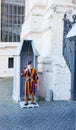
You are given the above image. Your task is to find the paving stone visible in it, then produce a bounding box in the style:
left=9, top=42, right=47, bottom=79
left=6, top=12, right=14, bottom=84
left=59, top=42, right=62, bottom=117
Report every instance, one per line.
left=0, top=78, right=76, bottom=130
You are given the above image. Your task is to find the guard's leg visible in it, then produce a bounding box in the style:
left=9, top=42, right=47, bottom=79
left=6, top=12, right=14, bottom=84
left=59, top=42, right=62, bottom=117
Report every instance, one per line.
left=31, top=92, right=34, bottom=102
left=24, top=95, right=28, bottom=105
left=31, top=92, right=36, bottom=104
left=24, top=82, right=28, bottom=105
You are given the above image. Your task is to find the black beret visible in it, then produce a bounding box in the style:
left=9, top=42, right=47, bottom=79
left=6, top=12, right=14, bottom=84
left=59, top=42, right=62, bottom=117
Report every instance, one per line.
left=28, top=61, right=32, bottom=65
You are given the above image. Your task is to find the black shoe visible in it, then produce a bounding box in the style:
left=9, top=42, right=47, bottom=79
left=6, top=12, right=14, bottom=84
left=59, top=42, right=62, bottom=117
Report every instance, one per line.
left=31, top=102, right=36, bottom=105
left=24, top=102, right=28, bottom=105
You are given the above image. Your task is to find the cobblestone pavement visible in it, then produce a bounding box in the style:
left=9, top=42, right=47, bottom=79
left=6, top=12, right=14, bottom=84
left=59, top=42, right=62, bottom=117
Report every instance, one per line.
left=0, top=77, right=76, bottom=130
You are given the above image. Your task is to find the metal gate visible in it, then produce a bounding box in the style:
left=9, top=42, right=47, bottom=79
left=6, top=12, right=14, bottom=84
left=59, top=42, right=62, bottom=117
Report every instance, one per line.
left=63, top=14, right=76, bottom=100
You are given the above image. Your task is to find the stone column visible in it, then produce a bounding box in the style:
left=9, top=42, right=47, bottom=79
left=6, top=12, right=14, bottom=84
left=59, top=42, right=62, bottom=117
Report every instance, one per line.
left=12, top=56, right=20, bottom=102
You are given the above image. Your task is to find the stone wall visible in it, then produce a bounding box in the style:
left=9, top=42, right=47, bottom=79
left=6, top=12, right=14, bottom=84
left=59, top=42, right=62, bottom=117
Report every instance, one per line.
left=0, top=42, right=19, bottom=78
left=20, top=0, right=76, bottom=100
left=0, top=1, right=1, bottom=41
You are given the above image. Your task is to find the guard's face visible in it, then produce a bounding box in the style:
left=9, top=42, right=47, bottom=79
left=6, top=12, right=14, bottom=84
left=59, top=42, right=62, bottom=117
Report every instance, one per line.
left=28, top=64, right=32, bottom=69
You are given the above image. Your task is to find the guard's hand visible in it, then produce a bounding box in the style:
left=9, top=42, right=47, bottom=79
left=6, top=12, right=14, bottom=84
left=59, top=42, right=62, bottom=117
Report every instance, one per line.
left=20, top=73, right=23, bottom=77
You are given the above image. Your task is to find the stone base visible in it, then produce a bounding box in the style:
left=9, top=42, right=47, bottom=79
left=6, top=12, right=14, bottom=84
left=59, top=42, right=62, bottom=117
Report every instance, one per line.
left=19, top=101, right=39, bottom=108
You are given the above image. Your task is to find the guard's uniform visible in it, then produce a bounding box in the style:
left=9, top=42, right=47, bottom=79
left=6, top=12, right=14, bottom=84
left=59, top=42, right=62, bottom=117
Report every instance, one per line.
left=21, top=67, right=38, bottom=104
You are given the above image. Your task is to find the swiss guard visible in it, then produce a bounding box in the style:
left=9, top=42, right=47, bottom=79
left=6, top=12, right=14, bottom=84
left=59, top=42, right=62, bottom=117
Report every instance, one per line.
left=21, top=61, right=39, bottom=105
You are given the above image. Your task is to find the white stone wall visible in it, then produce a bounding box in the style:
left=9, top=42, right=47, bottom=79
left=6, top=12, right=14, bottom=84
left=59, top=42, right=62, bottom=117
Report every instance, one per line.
left=0, top=42, right=19, bottom=78
left=38, top=7, right=71, bottom=100
left=20, top=0, right=76, bottom=100
left=25, top=0, right=46, bottom=17
left=0, top=0, right=1, bottom=41
left=0, top=56, right=13, bottom=77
